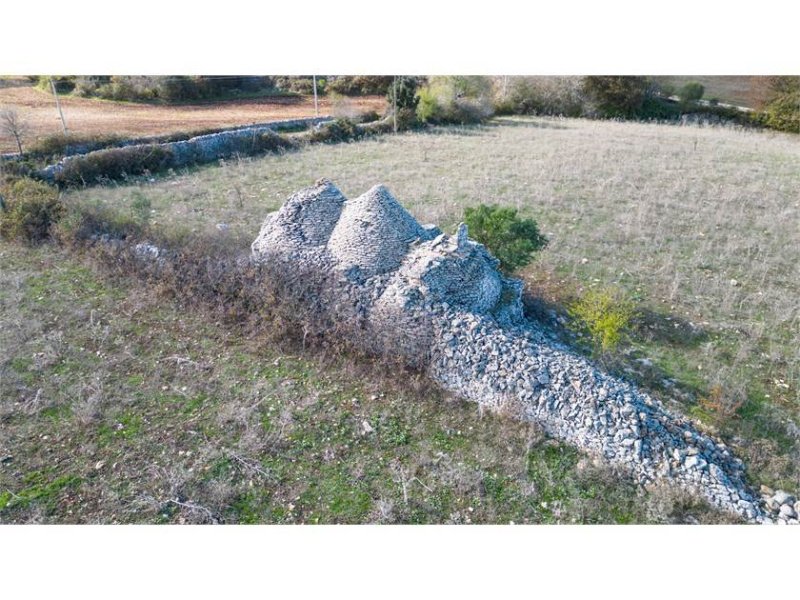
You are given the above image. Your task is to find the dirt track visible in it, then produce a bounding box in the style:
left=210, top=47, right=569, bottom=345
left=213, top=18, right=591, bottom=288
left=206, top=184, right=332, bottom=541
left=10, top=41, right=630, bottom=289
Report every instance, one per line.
left=0, top=85, right=386, bottom=153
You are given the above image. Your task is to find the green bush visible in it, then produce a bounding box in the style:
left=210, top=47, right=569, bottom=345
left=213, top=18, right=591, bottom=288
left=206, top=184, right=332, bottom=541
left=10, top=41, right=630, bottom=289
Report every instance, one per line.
left=225, top=130, right=297, bottom=156
left=28, top=133, right=125, bottom=159
left=636, top=96, right=682, bottom=120
left=416, top=86, right=440, bottom=123
left=36, top=76, right=76, bottom=94
left=658, top=83, right=676, bottom=98
left=679, top=81, right=705, bottom=103
left=416, top=77, right=494, bottom=125
left=355, top=110, right=381, bottom=124
left=582, top=76, right=652, bottom=118
left=393, top=107, right=420, bottom=130
left=308, top=119, right=363, bottom=143
left=762, top=92, right=800, bottom=133
left=0, top=178, right=64, bottom=243
left=387, top=77, right=421, bottom=112
left=568, top=286, right=636, bottom=355
left=760, top=77, right=800, bottom=133
left=273, top=76, right=324, bottom=96
left=493, top=77, right=585, bottom=117
left=72, top=76, right=275, bottom=103
left=463, top=204, right=548, bottom=273
left=53, top=144, right=175, bottom=187
left=327, top=76, right=393, bottom=96
left=73, top=76, right=108, bottom=97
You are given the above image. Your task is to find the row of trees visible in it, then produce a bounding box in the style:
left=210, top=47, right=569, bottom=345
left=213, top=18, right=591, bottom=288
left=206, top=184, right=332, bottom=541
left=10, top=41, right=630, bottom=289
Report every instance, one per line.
left=24, top=75, right=800, bottom=131
left=3, top=76, right=798, bottom=156
left=389, top=76, right=707, bottom=124
left=388, top=76, right=799, bottom=131
left=30, top=76, right=397, bottom=103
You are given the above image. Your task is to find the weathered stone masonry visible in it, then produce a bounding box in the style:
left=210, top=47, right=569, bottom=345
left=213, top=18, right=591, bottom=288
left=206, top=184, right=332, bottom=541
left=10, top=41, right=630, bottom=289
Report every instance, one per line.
left=252, top=179, right=798, bottom=524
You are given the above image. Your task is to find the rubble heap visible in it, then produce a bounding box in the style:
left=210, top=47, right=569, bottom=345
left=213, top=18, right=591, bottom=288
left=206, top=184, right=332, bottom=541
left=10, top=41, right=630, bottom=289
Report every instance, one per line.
left=252, top=179, right=795, bottom=524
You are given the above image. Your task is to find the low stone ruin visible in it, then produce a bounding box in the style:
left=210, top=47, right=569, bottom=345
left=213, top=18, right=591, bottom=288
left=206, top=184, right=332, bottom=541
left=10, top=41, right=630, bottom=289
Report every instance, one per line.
left=252, top=179, right=795, bottom=524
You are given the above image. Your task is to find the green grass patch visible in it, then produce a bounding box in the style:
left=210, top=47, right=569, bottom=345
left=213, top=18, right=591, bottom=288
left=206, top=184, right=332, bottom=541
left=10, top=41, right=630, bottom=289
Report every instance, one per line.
left=1, top=471, right=81, bottom=514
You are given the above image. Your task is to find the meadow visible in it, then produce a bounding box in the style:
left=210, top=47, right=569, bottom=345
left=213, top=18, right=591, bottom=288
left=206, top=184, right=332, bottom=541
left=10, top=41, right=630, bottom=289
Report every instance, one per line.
left=2, top=115, right=799, bottom=522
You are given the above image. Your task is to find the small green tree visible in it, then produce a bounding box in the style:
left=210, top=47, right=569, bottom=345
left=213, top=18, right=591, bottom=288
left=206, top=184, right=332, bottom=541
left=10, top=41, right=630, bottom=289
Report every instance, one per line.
left=463, top=204, right=548, bottom=273
left=387, top=76, right=421, bottom=111
left=0, top=108, right=29, bottom=155
left=415, top=86, right=441, bottom=123
left=568, top=286, right=636, bottom=355
left=678, top=81, right=705, bottom=106
left=761, top=76, right=800, bottom=133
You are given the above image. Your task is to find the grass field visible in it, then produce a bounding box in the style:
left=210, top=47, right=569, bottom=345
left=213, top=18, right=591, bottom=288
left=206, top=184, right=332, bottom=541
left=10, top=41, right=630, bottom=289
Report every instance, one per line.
left=654, top=76, right=771, bottom=108
left=0, top=84, right=386, bottom=153
left=3, top=115, right=799, bottom=523
left=3, top=242, right=718, bottom=524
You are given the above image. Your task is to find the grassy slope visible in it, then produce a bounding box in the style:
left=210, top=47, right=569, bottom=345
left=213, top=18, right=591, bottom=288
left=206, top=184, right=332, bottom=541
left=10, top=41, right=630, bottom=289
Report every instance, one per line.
left=66, top=117, right=800, bottom=494
left=0, top=242, right=722, bottom=524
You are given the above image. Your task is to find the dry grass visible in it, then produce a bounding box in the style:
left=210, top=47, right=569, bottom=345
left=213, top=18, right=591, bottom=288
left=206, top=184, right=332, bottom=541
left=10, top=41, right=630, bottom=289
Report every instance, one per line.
left=1, top=241, right=711, bottom=524
left=66, top=115, right=800, bottom=491
left=4, top=115, right=799, bottom=523
left=0, top=84, right=386, bottom=153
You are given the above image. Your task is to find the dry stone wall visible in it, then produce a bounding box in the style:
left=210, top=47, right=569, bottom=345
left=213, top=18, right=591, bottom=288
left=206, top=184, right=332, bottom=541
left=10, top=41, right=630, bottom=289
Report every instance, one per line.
left=252, top=179, right=796, bottom=524
left=38, top=117, right=331, bottom=182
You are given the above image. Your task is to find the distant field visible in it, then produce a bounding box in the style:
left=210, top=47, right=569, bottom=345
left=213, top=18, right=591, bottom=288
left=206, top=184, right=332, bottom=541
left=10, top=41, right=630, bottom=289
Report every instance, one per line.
left=0, top=84, right=386, bottom=153
left=3, top=116, right=799, bottom=523
left=654, top=76, right=771, bottom=108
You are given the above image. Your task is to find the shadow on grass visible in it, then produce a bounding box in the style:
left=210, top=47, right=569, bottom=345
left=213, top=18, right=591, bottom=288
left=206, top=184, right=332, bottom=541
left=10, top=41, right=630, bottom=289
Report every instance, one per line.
left=630, top=308, right=709, bottom=349
left=414, top=125, right=490, bottom=138
left=487, top=117, right=571, bottom=130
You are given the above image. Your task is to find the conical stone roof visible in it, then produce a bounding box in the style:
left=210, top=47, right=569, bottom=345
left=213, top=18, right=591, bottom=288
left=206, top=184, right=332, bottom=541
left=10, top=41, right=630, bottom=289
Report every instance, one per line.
left=251, top=178, right=346, bottom=258
left=326, top=184, right=432, bottom=277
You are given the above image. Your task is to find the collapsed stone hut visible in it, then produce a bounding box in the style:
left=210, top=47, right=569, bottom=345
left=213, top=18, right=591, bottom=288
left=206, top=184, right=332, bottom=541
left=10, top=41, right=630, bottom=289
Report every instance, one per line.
left=251, top=178, right=789, bottom=524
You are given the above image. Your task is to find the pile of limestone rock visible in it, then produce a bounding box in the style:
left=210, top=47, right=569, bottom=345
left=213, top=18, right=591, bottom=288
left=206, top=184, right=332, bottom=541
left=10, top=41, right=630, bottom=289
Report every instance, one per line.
left=251, top=179, right=797, bottom=524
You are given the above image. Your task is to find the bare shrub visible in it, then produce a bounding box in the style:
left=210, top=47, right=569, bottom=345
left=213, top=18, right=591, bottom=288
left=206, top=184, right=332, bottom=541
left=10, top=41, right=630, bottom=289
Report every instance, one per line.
left=697, top=383, right=745, bottom=428
left=62, top=209, right=435, bottom=380
left=73, top=382, right=105, bottom=426
left=416, top=77, right=494, bottom=125
left=0, top=107, right=30, bottom=155
left=53, top=144, right=175, bottom=187
left=493, top=76, right=585, bottom=117
left=0, top=178, right=64, bottom=244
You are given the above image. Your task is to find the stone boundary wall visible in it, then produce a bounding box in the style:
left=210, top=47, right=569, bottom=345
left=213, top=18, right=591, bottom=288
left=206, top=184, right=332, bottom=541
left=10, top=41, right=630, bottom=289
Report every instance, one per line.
left=35, top=117, right=333, bottom=182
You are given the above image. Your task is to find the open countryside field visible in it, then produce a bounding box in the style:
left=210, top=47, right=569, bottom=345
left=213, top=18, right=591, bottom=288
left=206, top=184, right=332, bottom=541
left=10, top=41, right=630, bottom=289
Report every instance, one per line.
left=653, top=76, right=771, bottom=108
left=3, top=116, right=799, bottom=523
left=0, top=83, right=386, bottom=153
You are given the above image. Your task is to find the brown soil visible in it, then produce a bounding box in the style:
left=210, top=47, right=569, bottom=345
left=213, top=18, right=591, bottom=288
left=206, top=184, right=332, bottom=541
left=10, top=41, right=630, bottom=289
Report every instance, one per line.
left=0, top=85, right=386, bottom=153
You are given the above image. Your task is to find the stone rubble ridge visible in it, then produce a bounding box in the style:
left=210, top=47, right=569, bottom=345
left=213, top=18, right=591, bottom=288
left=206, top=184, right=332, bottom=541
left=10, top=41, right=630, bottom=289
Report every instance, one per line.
left=251, top=179, right=796, bottom=524
left=37, top=117, right=332, bottom=182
